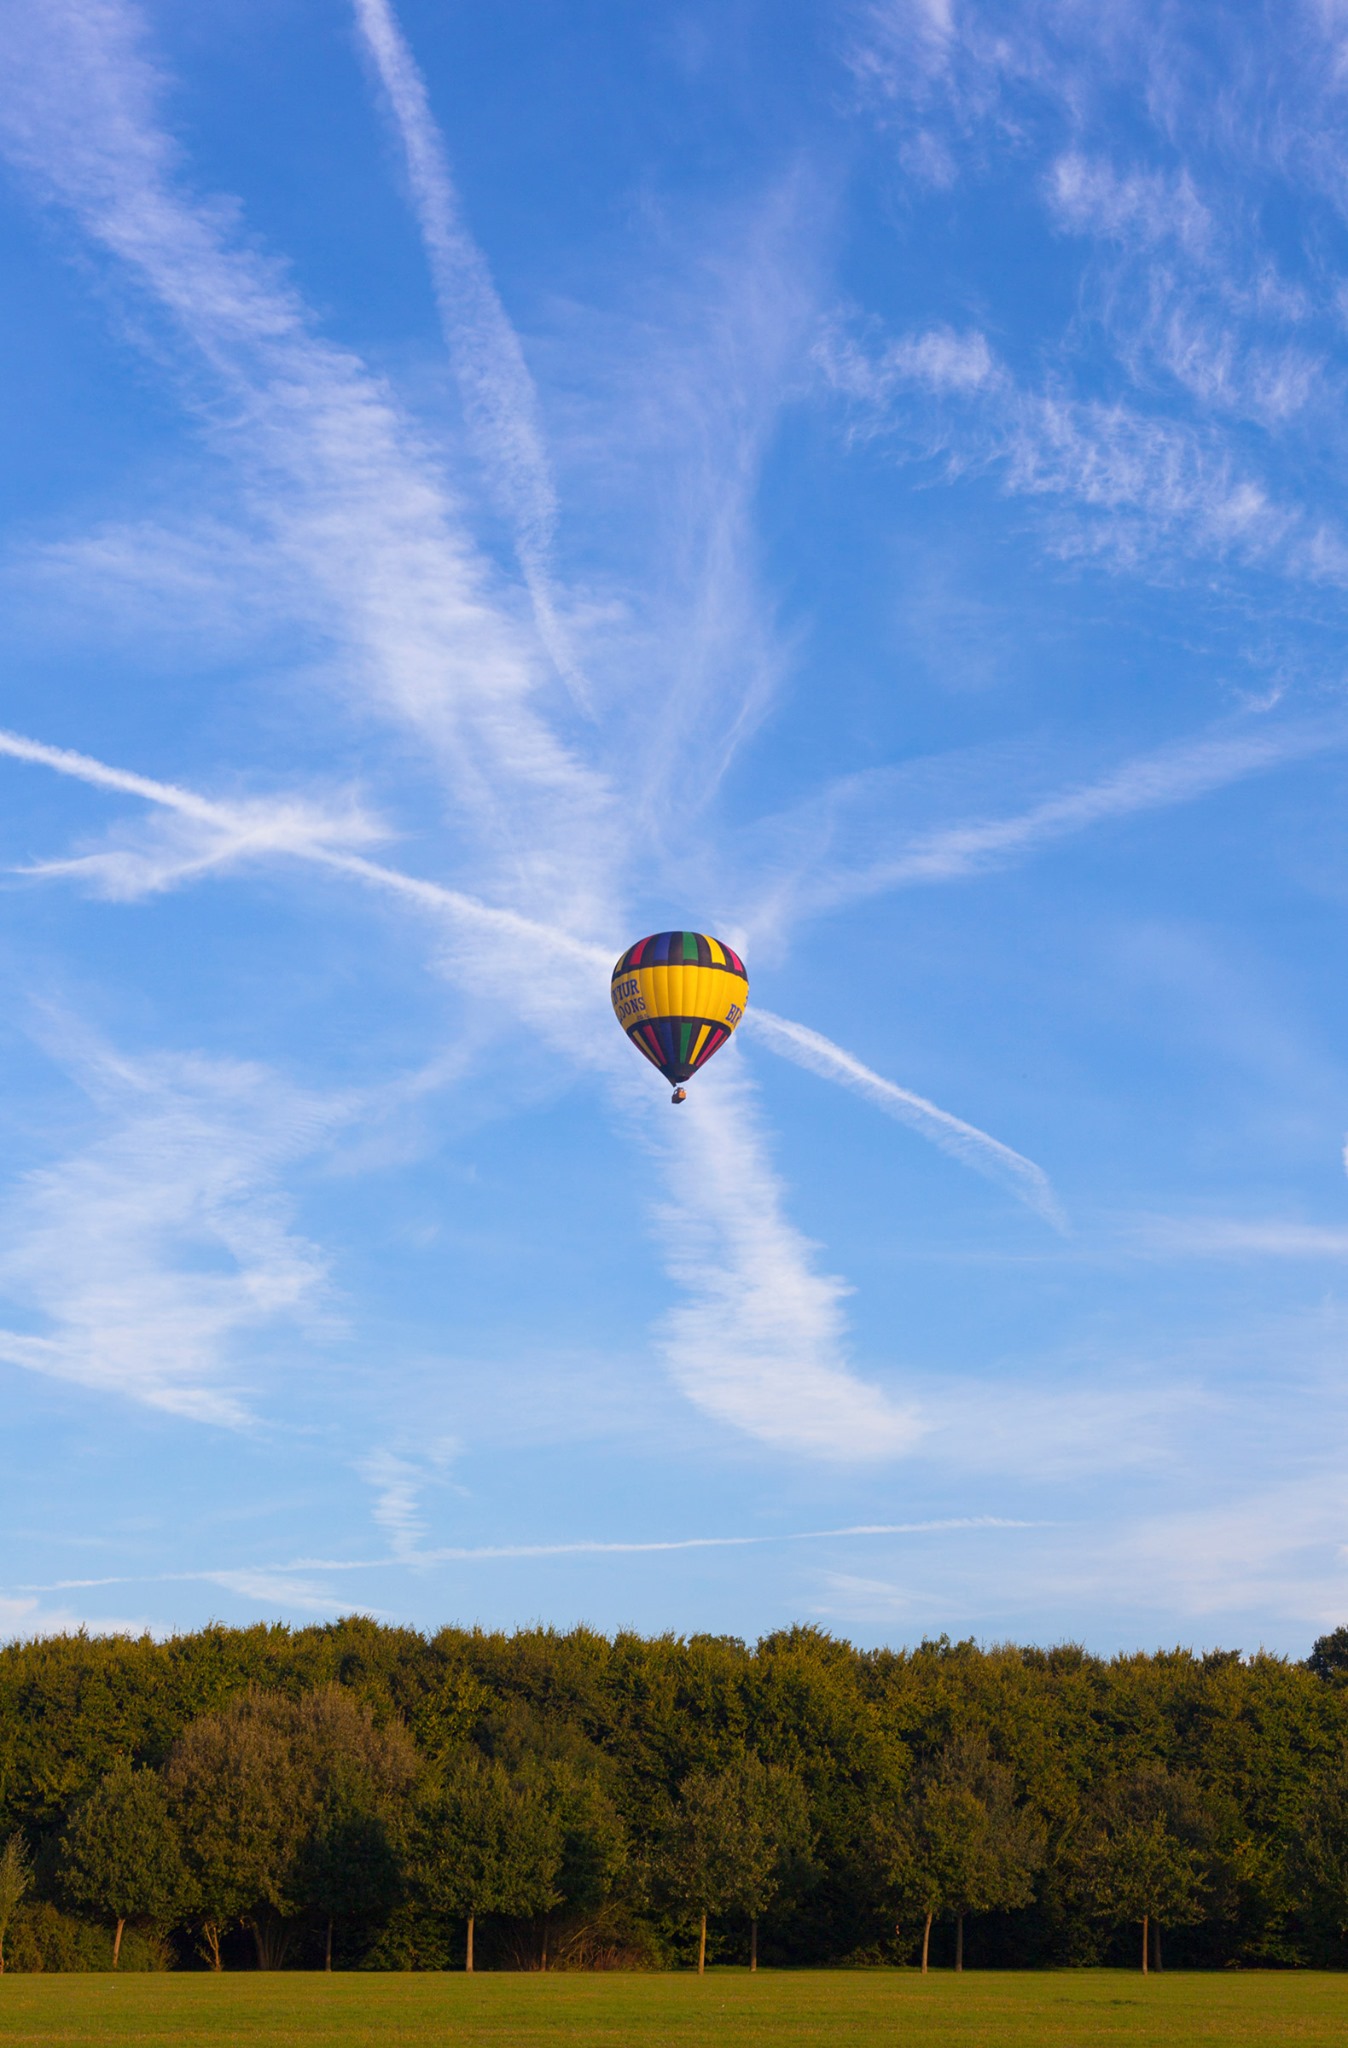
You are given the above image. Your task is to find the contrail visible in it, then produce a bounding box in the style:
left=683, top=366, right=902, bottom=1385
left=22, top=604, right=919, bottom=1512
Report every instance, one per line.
left=0, top=728, right=245, bottom=827
left=0, top=725, right=1056, bottom=1214
left=350, top=0, right=591, bottom=711
left=749, top=1007, right=1065, bottom=1228
left=820, top=716, right=1348, bottom=908
left=16, top=1515, right=1041, bottom=1588
left=0, top=726, right=607, bottom=969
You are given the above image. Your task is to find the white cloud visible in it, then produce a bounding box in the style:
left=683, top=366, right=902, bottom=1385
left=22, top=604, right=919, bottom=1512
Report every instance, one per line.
left=1047, top=152, right=1212, bottom=253
left=1063, top=1479, right=1348, bottom=1628
left=571, top=170, right=830, bottom=817
left=0, top=0, right=619, bottom=942
left=10, top=714, right=1105, bottom=1463
left=201, top=1570, right=356, bottom=1614
left=0, top=727, right=387, bottom=900
left=1130, top=1216, right=1348, bottom=1260
left=762, top=713, right=1345, bottom=917
left=1041, top=155, right=1327, bottom=431
left=350, top=0, right=591, bottom=711
left=1004, top=395, right=1299, bottom=560
left=0, top=0, right=1167, bottom=1473
left=359, top=1440, right=461, bottom=1560
left=0, top=1028, right=340, bottom=1423
left=818, top=321, right=1000, bottom=400
left=843, top=4, right=1348, bottom=564
left=655, top=1062, right=922, bottom=1459
left=810, top=1570, right=937, bottom=1622
left=1, top=516, right=304, bottom=661
left=0, top=0, right=1085, bottom=1496
left=0, top=1595, right=150, bottom=1642
left=819, top=316, right=1324, bottom=572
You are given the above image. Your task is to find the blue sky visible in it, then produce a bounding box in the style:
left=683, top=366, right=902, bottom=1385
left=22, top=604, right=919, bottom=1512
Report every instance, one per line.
left=3, top=0, right=1348, bottom=1656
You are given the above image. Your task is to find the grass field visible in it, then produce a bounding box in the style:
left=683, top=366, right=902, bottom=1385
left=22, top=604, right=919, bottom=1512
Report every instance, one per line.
left=1, top=1971, right=1345, bottom=2047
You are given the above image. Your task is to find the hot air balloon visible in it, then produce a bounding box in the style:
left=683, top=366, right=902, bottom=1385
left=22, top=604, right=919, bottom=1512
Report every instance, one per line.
left=610, top=931, right=749, bottom=1102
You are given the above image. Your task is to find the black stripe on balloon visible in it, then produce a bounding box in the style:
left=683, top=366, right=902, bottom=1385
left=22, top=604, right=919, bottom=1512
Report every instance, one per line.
left=612, top=948, right=747, bottom=982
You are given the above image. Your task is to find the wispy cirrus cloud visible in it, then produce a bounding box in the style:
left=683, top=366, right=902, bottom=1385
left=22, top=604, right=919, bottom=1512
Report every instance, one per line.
left=1023, top=1474, right=1348, bottom=1630
left=842, top=2, right=1348, bottom=582
left=350, top=0, right=590, bottom=713
left=201, top=1570, right=356, bottom=1616
left=1043, top=150, right=1331, bottom=436
left=656, top=1062, right=922, bottom=1459
left=11, top=724, right=1075, bottom=1462
left=359, top=1440, right=461, bottom=1560
left=0, top=726, right=386, bottom=899
left=750, top=712, right=1345, bottom=928
left=0, top=724, right=612, bottom=981
left=0, top=0, right=1147, bottom=1471
left=0, top=0, right=616, bottom=932
left=0, top=1025, right=340, bottom=1423
left=362, top=0, right=829, bottom=821
left=1129, top=1216, right=1348, bottom=1260
left=1046, top=151, right=1214, bottom=255
left=819, top=317, right=1326, bottom=573
left=0, top=0, right=897, bottom=1459
left=0, top=1594, right=151, bottom=1641
left=0, top=722, right=1055, bottom=1249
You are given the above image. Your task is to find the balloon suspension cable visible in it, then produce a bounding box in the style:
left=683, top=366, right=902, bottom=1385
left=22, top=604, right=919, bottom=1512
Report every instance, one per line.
left=671, top=1087, right=687, bottom=1105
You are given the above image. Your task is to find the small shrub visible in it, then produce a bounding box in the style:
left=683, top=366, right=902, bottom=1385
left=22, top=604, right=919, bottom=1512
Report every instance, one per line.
left=2, top=1903, right=174, bottom=1971
left=4, top=1902, right=111, bottom=1972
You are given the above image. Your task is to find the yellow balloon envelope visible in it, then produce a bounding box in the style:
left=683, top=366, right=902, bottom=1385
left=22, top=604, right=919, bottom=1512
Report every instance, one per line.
left=611, top=931, right=748, bottom=1096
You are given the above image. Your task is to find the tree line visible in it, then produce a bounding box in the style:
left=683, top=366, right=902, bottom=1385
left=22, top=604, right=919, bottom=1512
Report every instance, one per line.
left=3, top=1618, right=1348, bottom=1971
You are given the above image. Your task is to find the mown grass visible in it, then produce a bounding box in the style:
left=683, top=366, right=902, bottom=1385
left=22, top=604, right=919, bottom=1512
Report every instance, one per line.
left=1, top=1970, right=1346, bottom=2048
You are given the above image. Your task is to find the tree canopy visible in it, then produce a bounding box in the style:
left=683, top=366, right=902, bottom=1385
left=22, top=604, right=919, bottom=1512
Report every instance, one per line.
left=59, top=1758, right=188, bottom=1967
left=2, top=1618, right=1348, bottom=1970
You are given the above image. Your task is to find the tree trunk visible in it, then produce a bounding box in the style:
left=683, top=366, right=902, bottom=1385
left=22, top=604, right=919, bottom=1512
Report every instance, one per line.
left=1141, top=1913, right=1149, bottom=1976
left=1152, top=1920, right=1163, bottom=1973
left=698, top=1910, right=707, bottom=1976
left=325, top=1916, right=333, bottom=1972
left=113, top=1917, right=125, bottom=1970
left=750, top=1914, right=758, bottom=1973
left=202, top=1921, right=222, bottom=1972
left=466, top=1913, right=475, bottom=1975
left=250, top=1912, right=290, bottom=1971
left=955, top=1912, right=964, bottom=1972
left=540, top=1912, right=548, bottom=1972
left=921, top=1911, right=932, bottom=1975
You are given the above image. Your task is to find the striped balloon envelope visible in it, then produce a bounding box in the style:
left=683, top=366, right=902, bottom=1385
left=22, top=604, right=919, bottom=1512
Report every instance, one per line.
left=610, top=931, right=748, bottom=1098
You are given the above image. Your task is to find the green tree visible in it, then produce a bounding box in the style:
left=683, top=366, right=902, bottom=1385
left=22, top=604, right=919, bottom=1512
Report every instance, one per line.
left=59, top=1758, right=188, bottom=1968
left=0, top=1834, right=31, bottom=1974
left=164, top=1683, right=417, bottom=1968
left=410, top=1751, right=562, bottom=1971
left=1307, top=1629, right=1348, bottom=1684
left=533, top=1760, right=627, bottom=1968
left=875, top=1733, right=1043, bottom=1972
left=871, top=1799, right=942, bottom=1974
left=725, top=1758, right=811, bottom=1972
left=294, top=1796, right=402, bottom=1970
left=1287, top=1754, right=1348, bottom=1940
left=1083, top=1766, right=1207, bottom=1973
left=664, top=1758, right=811, bottom=1974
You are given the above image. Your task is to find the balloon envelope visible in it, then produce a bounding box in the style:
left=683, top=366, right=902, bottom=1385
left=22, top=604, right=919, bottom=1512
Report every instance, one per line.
left=611, top=931, right=749, bottom=1087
